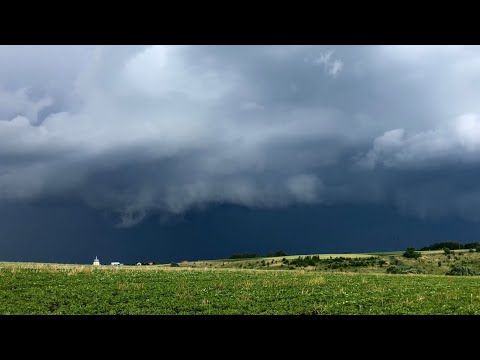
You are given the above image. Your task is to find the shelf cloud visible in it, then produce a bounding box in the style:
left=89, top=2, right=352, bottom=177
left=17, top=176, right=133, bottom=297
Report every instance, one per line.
left=2, top=45, right=480, bottom=226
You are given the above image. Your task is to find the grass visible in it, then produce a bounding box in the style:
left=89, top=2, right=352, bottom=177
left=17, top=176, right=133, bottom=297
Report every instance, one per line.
left=1, top=262, right=480, bottom=314
left=180, top=249, right=480, bottom=275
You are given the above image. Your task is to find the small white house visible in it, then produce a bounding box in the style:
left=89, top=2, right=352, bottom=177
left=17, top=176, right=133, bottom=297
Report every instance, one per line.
left=93, top=256, right=100, bottom=266
left=136, top=262, right=142, bottom=266
left=111, top=262, right=121, bottom=266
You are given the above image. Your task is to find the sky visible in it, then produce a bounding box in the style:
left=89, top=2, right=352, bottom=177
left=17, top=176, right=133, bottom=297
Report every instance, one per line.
left=2, top=45, right=480, bottom=264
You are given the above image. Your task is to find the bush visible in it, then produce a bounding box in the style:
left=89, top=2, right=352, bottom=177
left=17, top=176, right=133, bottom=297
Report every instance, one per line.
left=464, top=242, right=480, bottom=249
left=438, top=261, right=442, bottom=267
left=446, top=265, right=478, bottom=276
left=401, top=268, right=424, bottom=274
left=476, top=247, right=480, bottom=253
left=170, top=262, right=179, bottom=267
left=420, top=241, right=463, bottom=251
left=385, top=266, right=403, bottom=274
left=386, top=265, right=425, bottom=274
left=403, top=248, right=421, bottom=259
left=469, top=249, right=475, bottom=253
left=390, top=257, right=404, bottom=266
left=443, top=248, right=451, bottom=255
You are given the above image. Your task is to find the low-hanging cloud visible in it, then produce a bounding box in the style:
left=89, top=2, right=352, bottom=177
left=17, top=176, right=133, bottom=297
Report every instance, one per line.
left=3, top=45, right=480, bottom=226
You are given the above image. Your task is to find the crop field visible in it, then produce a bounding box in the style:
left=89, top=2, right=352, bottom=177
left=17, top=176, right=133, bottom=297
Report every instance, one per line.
left=1, top=261, right=480, bottom=314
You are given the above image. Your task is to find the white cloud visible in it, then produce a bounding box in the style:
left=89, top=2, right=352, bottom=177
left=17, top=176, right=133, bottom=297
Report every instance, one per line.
left=360, top=113, right=480, bottom=169
left=311, top=49, right=344, bottom=77
left=329, top=60, right=343, bottom=77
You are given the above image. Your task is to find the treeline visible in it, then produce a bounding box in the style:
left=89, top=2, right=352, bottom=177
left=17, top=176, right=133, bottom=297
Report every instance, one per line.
left=420, top=241, right=480, bottom=251
left=229, top=250, right=288, bottom=259
left=285, top=255, right=382, bottom=269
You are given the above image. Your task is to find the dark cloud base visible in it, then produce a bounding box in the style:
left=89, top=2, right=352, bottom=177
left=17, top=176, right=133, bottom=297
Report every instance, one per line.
left=1, top=203, right=478, bottom=264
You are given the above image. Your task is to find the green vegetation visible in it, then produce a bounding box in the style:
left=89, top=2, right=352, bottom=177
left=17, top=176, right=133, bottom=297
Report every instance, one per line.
left=4, top=242, right=480, bottom=314
left=386, top=265, right=425, bottom=274
left=285, top=255, right=381, bottom=270
left=420, top=241, right=480, bottom=251
left=2, top=263, right=480, bottom=314
left=403, top=247, right=421, bottom=259
left=182, top=247, right=480, bottom=276
left=446, top=265, right=478, bottom=276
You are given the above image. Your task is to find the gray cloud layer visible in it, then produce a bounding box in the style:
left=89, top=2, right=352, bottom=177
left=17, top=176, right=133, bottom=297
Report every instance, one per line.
left=2, top=45, right=480, bottom=226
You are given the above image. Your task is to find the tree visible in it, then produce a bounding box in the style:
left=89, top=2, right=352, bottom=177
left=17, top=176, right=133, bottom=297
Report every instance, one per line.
left=403, top=247, right=421, bottom=259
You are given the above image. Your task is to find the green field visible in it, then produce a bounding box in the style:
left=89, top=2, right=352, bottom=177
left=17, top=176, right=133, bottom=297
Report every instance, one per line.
left=1, top=261, right=480, bottom=314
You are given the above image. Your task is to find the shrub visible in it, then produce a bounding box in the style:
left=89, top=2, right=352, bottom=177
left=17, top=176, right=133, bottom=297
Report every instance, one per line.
left=469, top=249, right=475, bottom=253
left=420, top=242, right=463, bottom=251
left=443, top=248, right=451, bottom=255
left=401, top=268, right=424, bottom=274
left=464, top=242, right=480, bottom=249
left=170, top=262, right=179, bottom=267
left=389, top=257, right=404, bottom=266
left=438, top=261, right=442, bottom=267
left=386, top=265, right=425, bottom=274
left=403, top=248, right=421, bottom=259
left=446, top=265, right=478, bottom=276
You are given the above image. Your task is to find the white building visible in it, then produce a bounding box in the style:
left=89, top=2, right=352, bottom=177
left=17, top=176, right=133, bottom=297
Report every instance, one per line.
left=111, top=262, right=121, bottom=266
left=93, top=256, right=100, bottom=266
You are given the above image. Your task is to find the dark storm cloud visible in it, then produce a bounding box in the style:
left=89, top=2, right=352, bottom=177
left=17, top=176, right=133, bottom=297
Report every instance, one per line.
left=2, top=45, right=480, bottom=226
